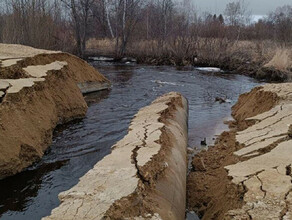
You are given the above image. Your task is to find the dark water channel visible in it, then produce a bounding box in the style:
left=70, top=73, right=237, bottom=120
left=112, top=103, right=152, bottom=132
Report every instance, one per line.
left=0, top=61, right=260, bottom=220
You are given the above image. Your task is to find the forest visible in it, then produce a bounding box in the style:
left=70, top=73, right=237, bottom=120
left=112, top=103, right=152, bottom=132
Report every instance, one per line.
left=0, top=0, right=292, bottom=80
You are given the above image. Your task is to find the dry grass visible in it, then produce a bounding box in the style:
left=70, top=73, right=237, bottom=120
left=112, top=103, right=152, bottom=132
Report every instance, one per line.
left=85, top=38, right=288, bottom=65
left=264, top=49, right=292, bottom=71
left=86, top=38, right=115, bottom=55
left=86, top=37, right=292, bottom=80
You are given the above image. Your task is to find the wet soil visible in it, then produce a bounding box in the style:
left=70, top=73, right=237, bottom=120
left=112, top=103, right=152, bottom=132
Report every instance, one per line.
left=187, top=86, right=280, bottom=219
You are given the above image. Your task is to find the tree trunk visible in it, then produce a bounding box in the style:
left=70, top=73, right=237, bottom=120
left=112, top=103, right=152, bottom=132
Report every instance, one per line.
left=71, top=0, right=82, bottom=57
left=105, top=0, right=114, bottom=38
left=120, top=0, right=126, bottom=55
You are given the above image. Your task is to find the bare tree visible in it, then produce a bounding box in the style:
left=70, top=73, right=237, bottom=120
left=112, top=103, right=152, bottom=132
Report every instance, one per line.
left=0, top=0, right=61, bottom=49
left=224, top=0, right=251, bottom=26
left=91, top=0, right=114, bottom=38
left=62, top=0, right=94, bottom=57
left=160, top=0, right=174, bottom=41
left=224, top=0, right=251, bottom=41
left=113, top=0, right=144, bottom=57
left=105, top=0, right=114, bottom=38
left=0, top=0, right=291, bottom=59
left=267, top=5, right=292, bottom=44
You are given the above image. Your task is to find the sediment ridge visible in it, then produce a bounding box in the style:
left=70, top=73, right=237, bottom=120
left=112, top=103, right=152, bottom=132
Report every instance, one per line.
left=188, top=83, right=292, bottom=219
left=43, top=92, right=188, bottom=220
left=0, top=44, right=110, bottom=179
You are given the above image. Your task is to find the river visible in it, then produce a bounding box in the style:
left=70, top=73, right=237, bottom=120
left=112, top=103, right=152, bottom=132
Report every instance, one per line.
left=0, top=61, right=260, bottom=220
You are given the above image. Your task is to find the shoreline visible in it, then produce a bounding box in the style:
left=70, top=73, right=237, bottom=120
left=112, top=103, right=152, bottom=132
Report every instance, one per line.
left=85, top=39, right=292, bottom=83
left=43, top=92, right=188, bottom=220
left=1, top=43, right=291, bottom=219
left=187, top=83, right=292, bottom=219
left=0, top=44, right=110, bottom=179
left=86, top=52, right=290, bottom=83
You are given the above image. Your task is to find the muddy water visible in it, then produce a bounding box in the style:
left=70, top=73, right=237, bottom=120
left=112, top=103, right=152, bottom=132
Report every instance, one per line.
left=0, top=62, right=260, bottom=220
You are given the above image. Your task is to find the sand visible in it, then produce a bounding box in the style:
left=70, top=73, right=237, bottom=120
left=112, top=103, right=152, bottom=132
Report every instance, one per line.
left=188, top=83, right=292, bottom=219
left=0, top=44, right=110, bottom=179
left=0, top=43, right=59, bottom=60
left=43, top=92, right=188, bottom=220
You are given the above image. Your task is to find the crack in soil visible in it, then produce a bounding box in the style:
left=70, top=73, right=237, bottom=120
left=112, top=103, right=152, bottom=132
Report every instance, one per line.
left=256, top=175, right=267, bottom=199
left=241, top=112, right=292, bottom=145
left=255, top=112, right=292, bottom=131
left=75, top=199, right=84, bottom=217
left=286, top=165, right=292, bottom=177
left=244, top=132, right=287, bottom=147
left=240, top=135, right=288, bottom=159
left=131, top=122, right=152, bottom=185
left=280, top=187, right=292, bottom=219
left=246, top=204, right=254, bottom=220
left=243, top=129, right=272, bottom=145
left=242, top=110, right=280, bottom=134
left=132, top=146, right=151, bottom=185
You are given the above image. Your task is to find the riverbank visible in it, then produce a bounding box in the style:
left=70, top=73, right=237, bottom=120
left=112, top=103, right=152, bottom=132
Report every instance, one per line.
left=43, top=92, right=188, bottom=220
left=187, top=83, right=292, bottom=219
left=86, top=38, right=292, bottom=82
left=0, top=58, right=259, bottom=219
left=0, top=44, right=110, bottom=179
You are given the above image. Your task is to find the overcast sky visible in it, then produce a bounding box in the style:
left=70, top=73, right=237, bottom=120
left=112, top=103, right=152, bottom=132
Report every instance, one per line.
left=191, top=0, right=292, bottom=15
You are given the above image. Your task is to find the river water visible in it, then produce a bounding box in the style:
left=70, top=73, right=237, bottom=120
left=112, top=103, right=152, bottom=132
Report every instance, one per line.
left=0, top=62, right=260, bottom=220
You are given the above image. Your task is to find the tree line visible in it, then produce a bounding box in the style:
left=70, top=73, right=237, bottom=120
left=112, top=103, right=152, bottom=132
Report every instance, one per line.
left=0, top=0, right=291, bottom=58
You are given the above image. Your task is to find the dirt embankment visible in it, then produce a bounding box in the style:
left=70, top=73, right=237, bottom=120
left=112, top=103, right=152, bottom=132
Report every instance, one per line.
left=187, top=83, right=292, bottom=219
left=43, top=92, right=188, bottom=220
left=0, top=44, right=110, bottom=179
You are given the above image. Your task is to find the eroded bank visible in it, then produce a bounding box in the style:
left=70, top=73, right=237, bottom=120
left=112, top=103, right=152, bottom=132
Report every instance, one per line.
left=188, top=83, right=292, bottom=219
left=0, top=44, right=110, bottom=179
left=43, top=92, right=188, bottom=220
left=0, top=58, right=260, bottom=219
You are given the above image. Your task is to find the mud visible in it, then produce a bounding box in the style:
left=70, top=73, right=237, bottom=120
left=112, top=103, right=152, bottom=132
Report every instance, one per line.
left=188, top=83, right=292, bottom=219
left=0, top=44, right=110, bottom=179
left=43, top=92, right=188, bottom=220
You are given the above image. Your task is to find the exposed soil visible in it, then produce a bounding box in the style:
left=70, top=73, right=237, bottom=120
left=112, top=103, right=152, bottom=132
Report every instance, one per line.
left=105, top=94, right=187, bottom=220
left=231, top=87, right=279, bottom=122
left=0, top=49, right=109, bottom=179
left=187, top=86, right=280, bottom=219
left=43, top=92, right=188, bottom=220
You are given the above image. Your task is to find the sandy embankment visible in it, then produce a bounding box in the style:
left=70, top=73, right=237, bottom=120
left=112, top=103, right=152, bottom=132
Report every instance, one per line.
left=188, top=83, right=292, bottom=219
left=0, top=44, right=110, bottom=179
left=43, top=92, right=188, bottom=220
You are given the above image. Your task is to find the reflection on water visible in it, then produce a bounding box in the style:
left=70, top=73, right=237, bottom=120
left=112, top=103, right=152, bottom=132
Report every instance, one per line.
left=0, top=62, right=260, bottom=219
left=0, top=160, right=67, bottom=214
